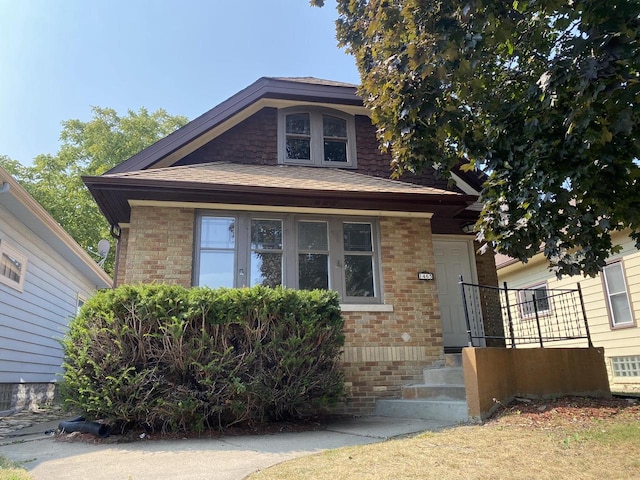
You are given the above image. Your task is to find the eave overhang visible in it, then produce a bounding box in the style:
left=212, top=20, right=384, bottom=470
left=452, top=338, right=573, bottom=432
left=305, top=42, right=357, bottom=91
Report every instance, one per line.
left=83, top=175, right=477, bottom=227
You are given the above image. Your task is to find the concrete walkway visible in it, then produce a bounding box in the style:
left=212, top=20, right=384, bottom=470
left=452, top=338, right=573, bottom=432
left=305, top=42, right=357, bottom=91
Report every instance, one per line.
left=1, top=416, right=456, bottom=480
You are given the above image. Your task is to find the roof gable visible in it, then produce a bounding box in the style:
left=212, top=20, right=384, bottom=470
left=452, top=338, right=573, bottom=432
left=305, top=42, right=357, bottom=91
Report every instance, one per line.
left=107, top=77, right=364, bottom=174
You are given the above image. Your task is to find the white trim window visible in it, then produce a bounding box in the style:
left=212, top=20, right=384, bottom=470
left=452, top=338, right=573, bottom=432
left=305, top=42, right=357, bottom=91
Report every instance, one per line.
left=0, top=239, right=28, bottom=292
left=518, top=283, right=551, bottom=319
left=76, top=294, right=86, bottom=315
left=602, top=261, right=634, bottom=328
left=278, top=107, right=357, bottom=168
left=194, top=212, right=381, bottom=303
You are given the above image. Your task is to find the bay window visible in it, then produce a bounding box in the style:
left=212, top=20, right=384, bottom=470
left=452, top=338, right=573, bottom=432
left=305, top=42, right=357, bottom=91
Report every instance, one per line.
left=195, top=213, right=380, bottom=302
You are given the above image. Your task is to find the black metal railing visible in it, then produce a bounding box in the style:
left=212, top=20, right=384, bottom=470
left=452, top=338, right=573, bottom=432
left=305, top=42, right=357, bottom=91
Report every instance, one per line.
left=459, top=277, right=592, bottom=348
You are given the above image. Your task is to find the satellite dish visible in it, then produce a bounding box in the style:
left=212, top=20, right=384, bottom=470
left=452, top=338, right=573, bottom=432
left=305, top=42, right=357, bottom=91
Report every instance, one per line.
left=97, top=239, right=110, bottom=258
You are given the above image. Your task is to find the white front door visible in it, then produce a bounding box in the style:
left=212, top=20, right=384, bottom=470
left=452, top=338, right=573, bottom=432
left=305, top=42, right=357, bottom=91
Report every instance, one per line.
left=433, top=239, right=479, bottom=349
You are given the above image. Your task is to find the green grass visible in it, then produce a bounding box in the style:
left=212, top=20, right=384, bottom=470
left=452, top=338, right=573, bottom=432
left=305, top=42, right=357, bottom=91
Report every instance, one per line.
left=0, top=456, right=32, bottom=480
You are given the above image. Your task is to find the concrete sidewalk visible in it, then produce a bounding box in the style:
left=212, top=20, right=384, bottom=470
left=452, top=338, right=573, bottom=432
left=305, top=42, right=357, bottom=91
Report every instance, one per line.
left=1, top=416, right=456, bottom=480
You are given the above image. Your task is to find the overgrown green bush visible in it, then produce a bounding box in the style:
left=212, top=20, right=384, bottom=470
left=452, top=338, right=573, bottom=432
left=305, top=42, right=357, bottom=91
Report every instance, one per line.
left=61, top=284, right=345, bottom=432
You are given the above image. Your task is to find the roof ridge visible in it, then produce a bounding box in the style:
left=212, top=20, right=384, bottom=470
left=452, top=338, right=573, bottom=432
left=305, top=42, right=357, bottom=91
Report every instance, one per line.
left=265, top=76, right=359, bottom=88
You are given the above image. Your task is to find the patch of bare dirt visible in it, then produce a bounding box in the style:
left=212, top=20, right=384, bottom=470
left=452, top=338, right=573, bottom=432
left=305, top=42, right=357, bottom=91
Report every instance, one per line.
left=55, top=396, right=640, bottom=444
left=487, top=395, right=640, bottom=429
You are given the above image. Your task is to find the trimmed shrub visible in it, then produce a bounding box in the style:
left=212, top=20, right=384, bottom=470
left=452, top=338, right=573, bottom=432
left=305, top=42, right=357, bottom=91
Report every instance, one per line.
left=60, top=284, right=345, bottom=432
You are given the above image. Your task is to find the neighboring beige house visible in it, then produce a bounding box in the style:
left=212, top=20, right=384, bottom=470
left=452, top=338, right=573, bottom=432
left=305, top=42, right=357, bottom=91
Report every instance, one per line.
left=497, top=230, right=640, bottom=394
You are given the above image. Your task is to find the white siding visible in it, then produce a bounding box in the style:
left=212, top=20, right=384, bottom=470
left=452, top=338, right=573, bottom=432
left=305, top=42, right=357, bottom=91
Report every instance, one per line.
left=0, top=203, right=100, bottom=383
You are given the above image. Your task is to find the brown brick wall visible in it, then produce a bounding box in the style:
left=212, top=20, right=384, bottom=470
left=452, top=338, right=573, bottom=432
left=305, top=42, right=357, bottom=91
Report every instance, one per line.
left=122, top=206, right=195, bottom=286
left=354, top=115, right=459, bottom=192
left=338, top=216, right=444, bottom=414
left=114, top=227, right=129, bottom=287
left=474, top=242, right=506, bottom=347
left=178, top=108, right=278, bottom=166
left=175, top=109, right=462, bottom=194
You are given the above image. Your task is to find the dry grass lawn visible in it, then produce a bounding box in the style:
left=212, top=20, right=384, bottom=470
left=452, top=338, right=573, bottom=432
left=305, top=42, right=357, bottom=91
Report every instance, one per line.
left=250, top=397, right=640, bottom=480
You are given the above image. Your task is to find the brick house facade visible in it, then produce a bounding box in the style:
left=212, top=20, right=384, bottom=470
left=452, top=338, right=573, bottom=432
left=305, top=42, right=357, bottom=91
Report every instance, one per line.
left=85, top=77, right=501, bottom=414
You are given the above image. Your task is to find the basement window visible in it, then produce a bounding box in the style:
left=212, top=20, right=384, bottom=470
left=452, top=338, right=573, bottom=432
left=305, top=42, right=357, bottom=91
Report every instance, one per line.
left=612, top=356, right=640, bottom=378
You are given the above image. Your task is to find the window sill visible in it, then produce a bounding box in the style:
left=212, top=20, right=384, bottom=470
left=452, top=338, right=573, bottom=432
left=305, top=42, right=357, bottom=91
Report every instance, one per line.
left=610, top=322, right=637, bottom=330
left=340, top=304, right=394, bottom=313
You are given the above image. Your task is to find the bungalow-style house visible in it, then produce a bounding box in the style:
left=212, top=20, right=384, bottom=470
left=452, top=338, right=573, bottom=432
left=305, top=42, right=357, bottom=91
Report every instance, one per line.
left=0, top=166, right=112, bottom=413
left=83, top=77, right=503, bottom=415
left=497, top=230, right=640, bottom=394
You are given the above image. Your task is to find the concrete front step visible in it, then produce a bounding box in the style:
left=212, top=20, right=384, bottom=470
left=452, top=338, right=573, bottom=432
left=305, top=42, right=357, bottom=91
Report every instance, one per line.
left=375, top=399, right=469, bottom=422
left=402, top=384, right=466, bottom=401
left=423, top=366, right=465, bottom=385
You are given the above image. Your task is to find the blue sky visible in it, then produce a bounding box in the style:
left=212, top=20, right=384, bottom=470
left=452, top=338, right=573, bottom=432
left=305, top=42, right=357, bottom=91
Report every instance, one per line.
left=0, top=0, right=359, bottom=165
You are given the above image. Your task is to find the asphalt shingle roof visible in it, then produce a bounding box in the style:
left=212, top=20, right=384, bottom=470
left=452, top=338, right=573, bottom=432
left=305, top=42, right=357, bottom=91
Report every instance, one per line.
left=104, top=162, right=462, bottom=196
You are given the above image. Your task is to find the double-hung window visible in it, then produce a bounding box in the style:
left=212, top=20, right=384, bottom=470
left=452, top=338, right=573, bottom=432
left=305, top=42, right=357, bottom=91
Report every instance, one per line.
left=279, top=108, right=357, bottom=168
left=0, top=239, right=27, bottom=292
left=195, top=213, right=380, bottom=303
left=197, top=216, right=236, bottom=288
left=297, top=221, right=329, bottom=290
left=602, top=262, right=634, bottom=328
left=250, top=219, right=283, bottom=288
left=518, top=283, right=551, bottom=319
left=343, top=223, right=375, bottom=297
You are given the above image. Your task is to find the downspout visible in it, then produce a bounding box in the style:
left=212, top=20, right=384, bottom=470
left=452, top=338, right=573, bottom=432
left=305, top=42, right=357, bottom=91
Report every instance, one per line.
left=110, top=224, right=121, bottom=288
left=0, top=182, right=10, bottom=193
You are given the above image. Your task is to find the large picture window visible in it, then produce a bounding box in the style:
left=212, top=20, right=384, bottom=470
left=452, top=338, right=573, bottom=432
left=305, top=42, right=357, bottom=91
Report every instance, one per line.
left=0, top=239, right=28, bottom=292
left=195, top=213, right=380, bottom=303
left=602, top=262, right=634, bottom=328
left=279, top=107, right=357, bottom=168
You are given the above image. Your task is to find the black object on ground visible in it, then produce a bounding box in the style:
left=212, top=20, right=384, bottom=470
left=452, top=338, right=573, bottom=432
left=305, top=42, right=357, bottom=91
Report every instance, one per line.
left=59, top=418, right=111, bottom=438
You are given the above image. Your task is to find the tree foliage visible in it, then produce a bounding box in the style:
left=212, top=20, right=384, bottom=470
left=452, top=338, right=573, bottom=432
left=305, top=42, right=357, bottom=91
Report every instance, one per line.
left=1, top=107, right=187, bottom=274
left=315, top=0, right=640, bottom=276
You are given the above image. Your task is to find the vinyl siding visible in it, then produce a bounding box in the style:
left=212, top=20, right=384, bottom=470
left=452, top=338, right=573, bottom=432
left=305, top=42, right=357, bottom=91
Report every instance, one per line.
left=0, top=203, right=100, bottom=383
left=498, top=232, right=640, bottom=391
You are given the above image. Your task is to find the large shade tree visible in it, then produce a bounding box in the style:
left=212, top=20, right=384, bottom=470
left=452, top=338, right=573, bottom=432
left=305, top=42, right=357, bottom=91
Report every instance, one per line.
left=314, top=0, right=640, bottom=277
left=1, top=107, right=188, bottom=274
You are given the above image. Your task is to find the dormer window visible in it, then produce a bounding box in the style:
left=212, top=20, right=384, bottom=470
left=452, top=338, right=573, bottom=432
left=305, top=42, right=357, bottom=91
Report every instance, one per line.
left=279, top=108, right=357, bottom=167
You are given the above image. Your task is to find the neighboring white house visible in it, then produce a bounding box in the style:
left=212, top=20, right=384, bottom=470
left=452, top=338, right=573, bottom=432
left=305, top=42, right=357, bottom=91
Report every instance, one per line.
left=496, top=230, right=640, bottom=394
left=0, top=166, right=112, bottom=412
